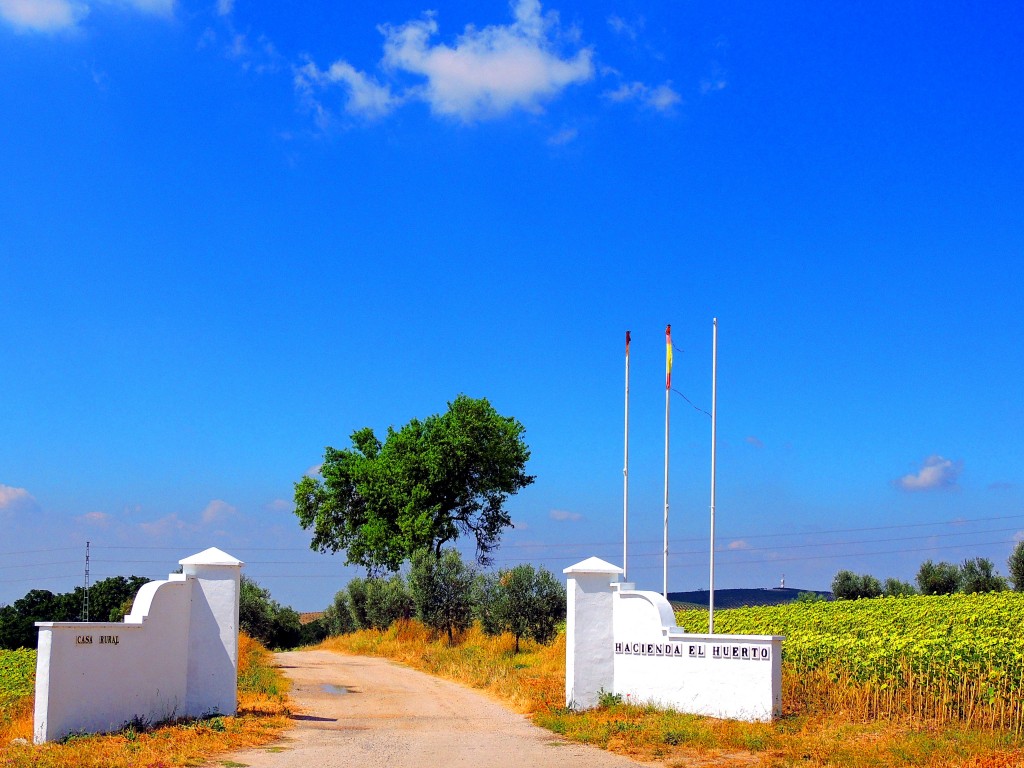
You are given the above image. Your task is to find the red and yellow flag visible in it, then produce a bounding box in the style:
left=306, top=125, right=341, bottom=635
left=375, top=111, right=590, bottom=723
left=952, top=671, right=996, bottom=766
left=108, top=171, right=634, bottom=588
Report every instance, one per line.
left=665, top=324, right=672, bottom=389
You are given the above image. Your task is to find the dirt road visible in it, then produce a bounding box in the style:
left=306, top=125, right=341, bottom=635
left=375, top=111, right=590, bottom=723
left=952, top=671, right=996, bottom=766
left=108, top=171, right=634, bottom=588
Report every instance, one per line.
left=218, top=649, right=652, bottom=768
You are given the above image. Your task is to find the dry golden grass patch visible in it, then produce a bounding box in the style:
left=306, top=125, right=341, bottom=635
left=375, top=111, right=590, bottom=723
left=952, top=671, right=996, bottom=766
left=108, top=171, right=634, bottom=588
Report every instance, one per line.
left=0, top=633, right=289, bottom=768
left=323, top=620, right=1024, bottom=768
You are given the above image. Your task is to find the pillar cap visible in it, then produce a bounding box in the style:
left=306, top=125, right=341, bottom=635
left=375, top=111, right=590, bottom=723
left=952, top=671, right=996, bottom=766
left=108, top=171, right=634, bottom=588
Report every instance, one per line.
left=179, top=547, right=244, bottom=567
left=563, top=556, right=623, bottom=575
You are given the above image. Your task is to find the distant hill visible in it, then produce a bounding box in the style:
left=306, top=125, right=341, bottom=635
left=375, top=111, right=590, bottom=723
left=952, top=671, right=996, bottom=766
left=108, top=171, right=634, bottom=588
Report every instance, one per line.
left=667, top=587, right=833, bottom=610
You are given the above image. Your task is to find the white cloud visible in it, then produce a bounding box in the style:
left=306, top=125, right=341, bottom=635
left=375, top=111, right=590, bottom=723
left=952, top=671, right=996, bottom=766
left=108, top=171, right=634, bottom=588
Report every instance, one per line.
left=118, top=0, right=172, bottom=16
left=549, top=508, right=582, bottom=522
left=895, top=455, right=962, bottom=492
left=201, top=499, right=237, bottom=524
left=0, top=0, right=171, bottom=32
left=0, top=484, right=38, bottom=514
left=215, top=0, right=231, bottom=16
left=745, top=436, right=764, bottom=449
left=263, top=498, right=292, bottom=513
left=728, top=540, right=750, bottom=550
left=700, top=76, right=727, bottom=94
left=296, top=59, right=400, bottom=120
left=382, top=0, right=593, bottom=120
left=607, top=14, right=642, bottom=41
left=300, top=0, right=593, bottom=124
left=0, top=0, right=86, bottom=32
left=79, top=511, right=110, bottom=526
left=305, top=463, right=323, bottom=477
left=604, top=79, right=681, bottom=112
left=547, top=126, right=577, bottom=145
left=140, top=513, right=191, bottom=537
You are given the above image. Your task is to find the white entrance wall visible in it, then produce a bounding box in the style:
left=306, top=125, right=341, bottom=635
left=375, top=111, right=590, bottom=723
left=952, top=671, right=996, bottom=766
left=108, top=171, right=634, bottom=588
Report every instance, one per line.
left=564, top=557, right=783, bottom=722
left=33, top=547, right=242, bottom=743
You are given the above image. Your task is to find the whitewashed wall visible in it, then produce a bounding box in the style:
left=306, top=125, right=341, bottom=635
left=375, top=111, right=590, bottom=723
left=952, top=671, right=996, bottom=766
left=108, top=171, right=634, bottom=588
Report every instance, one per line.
left=565, top=557, right=783, bottom=722
left=33, top=547, right=242, bottom=743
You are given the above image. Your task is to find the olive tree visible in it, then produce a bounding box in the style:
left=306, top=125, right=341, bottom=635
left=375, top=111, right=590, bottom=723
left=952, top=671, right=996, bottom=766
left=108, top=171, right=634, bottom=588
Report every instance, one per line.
left=1008, top=541, right=1024, bottom=592
left=959, top=557, right=1007, bottom=594
left=476, top=564, right=565, bottom=653
left=408, top=548, right=475, bottom=644
left=831, top=570, right=882, bottom=600
left=294, top=395, right=534, bottom=574
left=916, top=560, right=959, bottom=596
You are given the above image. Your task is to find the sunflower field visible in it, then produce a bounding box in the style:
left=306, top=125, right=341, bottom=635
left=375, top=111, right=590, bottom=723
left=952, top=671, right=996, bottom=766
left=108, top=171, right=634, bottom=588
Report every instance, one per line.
left=676, top=592, right=1024, bottom=732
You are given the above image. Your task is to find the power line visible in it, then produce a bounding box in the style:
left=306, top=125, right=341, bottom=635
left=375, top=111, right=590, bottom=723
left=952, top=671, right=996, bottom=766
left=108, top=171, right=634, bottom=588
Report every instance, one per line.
left=74, top=512, right=1024, bottom=555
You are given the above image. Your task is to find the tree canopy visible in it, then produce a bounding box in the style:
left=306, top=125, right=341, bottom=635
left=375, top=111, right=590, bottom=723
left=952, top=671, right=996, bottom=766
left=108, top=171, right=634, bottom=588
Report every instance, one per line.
left=294, top=395, right=534, bottom=573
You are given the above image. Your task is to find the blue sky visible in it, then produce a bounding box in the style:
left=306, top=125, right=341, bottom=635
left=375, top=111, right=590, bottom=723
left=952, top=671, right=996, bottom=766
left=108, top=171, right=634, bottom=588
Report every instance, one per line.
left=2, top=0, right=1022, bottom=611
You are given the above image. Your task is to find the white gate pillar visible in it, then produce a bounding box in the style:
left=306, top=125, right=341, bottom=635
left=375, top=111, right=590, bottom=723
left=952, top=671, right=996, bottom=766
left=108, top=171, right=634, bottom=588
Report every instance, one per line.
left=563, top=557, right=623, bottom=709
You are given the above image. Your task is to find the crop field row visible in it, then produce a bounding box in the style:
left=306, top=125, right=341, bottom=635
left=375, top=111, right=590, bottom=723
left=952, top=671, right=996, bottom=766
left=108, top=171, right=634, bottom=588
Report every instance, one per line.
left=676, top=592, right=1024, bottom=731
left=0, top=648, right=35, bottom=706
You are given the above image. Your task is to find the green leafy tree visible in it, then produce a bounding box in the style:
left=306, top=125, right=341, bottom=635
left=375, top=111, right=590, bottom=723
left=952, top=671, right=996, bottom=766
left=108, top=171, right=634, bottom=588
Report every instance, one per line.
left=0, top=576, right=150, bottom=650
left=363, top=576, right=413, bottom=630
left=239, top=576, right=303, bottom=649
left=322, top=590, right=358, bottom=636
left=0, top=590, right=61, bottom=649
left=916, top=560, right=960, bottom=596
left=345, top=577, right=370, bottom=630
left=476, top=564, right=565, bottom=653
left=831, top=571, right=882, bottom=600
left=794, top=591, right=826, bottom=603
left=1009, top=541, right=1024, bottom=592
left=882, top=578, right=917, bottom=597
left=299, top=616, right=330, bottom=646
left=293, top=395, right=534, bottom=573
left=408, top=548, right=475, bottom=644
left=958, top=557, right=1008, bottom=594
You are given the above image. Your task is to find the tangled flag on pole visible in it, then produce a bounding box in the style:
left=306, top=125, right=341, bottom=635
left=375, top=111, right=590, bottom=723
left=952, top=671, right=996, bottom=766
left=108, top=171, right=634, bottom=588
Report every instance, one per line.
left=665, top=324, right=673, bottom=389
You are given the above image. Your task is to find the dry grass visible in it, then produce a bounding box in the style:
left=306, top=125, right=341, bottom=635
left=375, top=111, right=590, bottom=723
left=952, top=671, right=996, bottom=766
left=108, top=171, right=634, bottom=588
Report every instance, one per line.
left=324, top=621, right=1024, bottom=768
left=0, top=633, right=290, bottom=768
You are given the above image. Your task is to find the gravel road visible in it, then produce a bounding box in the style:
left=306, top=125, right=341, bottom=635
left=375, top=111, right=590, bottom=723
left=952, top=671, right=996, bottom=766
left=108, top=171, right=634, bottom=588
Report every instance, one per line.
left=217, top=649, right=653, bottom=768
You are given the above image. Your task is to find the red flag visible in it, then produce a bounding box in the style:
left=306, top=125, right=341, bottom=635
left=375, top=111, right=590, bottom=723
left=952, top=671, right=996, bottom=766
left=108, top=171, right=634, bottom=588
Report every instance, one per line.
left=665, top=324, right=673, bottom=389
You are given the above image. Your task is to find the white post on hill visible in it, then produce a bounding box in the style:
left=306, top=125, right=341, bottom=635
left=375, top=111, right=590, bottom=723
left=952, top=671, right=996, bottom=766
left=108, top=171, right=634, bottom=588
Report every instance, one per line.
left=663, top=324, right=672, bottom=598
left=709, top=318, right=718, bottom=633
left=623, top=330, right=631, bottom=581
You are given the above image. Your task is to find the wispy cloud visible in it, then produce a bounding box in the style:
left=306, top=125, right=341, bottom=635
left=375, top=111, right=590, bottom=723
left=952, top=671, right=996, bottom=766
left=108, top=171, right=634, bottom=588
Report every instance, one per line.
left=603, top=80, right=680, bottom=112
left=296, top=59, right=400, bottom=120
left=263, top=498, right=292, bottom=513
left=728, top=539, right=751, bottom=550
left=201, top=499, right=237, bottom=524
left=547, top=126, right=578, bottom=145
left=0, top=484, right=38, bottom=514
left=550, top=508, right=583, bottom=522
left=140, top=513, right=192, bottom=537
left=0, top=0, right=85, bottom=32
left=894, top=455, right=962, bottom=492
left=78, top=511, right=110, bottom=526
left=606, top=14, right=643, bottom=42
left=297, top=0, right=593, bottom=124
left=745, top=436, right=764, bottom=449
left=0, top=0, right=171, bottom=33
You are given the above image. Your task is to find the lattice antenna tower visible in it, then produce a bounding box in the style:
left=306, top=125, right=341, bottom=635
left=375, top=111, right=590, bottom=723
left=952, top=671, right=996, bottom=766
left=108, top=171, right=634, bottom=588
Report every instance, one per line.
left=82, top=540, right=91, bottom=621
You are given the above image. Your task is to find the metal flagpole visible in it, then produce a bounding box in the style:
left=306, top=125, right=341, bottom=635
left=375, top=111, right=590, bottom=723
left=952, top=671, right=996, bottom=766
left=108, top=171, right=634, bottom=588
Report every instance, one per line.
left=709, top=318, right=718, bottom=633
left=664, top=324, right=672, bottom=598
left=624, top=330, right=631, bottom=580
